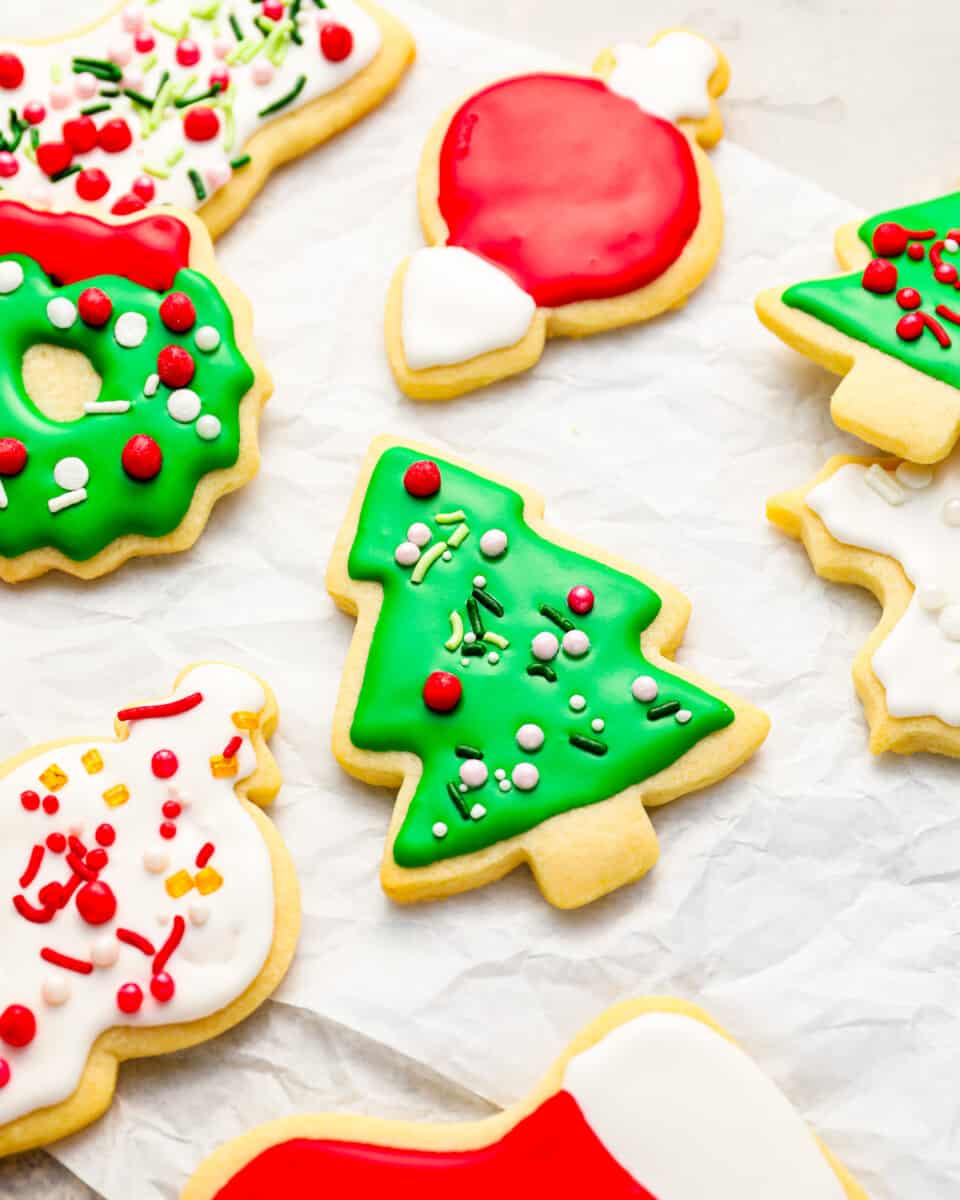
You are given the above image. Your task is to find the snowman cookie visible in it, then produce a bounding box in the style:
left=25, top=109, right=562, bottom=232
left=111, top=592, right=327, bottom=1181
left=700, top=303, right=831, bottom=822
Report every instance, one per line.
left=0, top=197, right=270, bottom=582
left=0, top=0, right=414, bottom=237
left=385, top=29, right=729, bottom=400
left=183, top=998, right=867, bottom=1200
left=0, top=663, right=299, bottom=1158
left=771, top=452, right=960, bottom=756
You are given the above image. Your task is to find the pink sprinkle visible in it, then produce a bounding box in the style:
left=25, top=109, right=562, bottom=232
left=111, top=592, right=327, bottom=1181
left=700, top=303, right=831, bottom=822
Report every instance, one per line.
left=122, top=4, right=145, bottom=32
left=252, top=60, right=274, bottom=86
left=49, top=86, right=71, bottom=111
left=109, top=41, right=133, bottom=68
left=74, top=72, right=99, bottom=100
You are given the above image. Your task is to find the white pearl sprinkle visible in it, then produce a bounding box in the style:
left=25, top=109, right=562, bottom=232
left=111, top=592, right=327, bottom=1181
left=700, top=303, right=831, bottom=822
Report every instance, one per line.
left=562, top=629, right=590, bottom=658
left=498, top=780, right=512, bottom=792
left=532, top=631, right=559, bottom=661
left=470, top=803, right=487, bottom=820
left=487, top=651, right=500, bottom=664
left=47, top=296, right=77, bottom=329
left=189, top=903, right=210, bottom=927
left=946, top=238, right=959, bottom=254
left=442, top=550, right=453, bottom=561
left=167, top=388, right=201, bottom=423
left=895, top=463, right=934, bottom=490
left=940, top=605, right=960, bottom=641
left=479, top=528, right=508, bottom=558
left=114, top=311, right=148, bottom=348
left=90, top=936, right=119, bottom=968
left=407, top=522, right=431, bottom=547
left=196, top=414, right=222, bottom=441
left=464, top=632, right=476, bottom=644
left=459, top=783, right=468, bottom=793
left=591, top=718, right=605, bottom=732
left=516, top=723, right=545, bottom=752
left=676, top=709, right=693, bottom=725
left=918, top=584, right=948, bottom=612
left=569, top=694, right=586, bottom=712
left=943, top=499, right=960, bottom=527
left=42, top=977, right=71, bottom=1007
left=473, top=575, right=487, bottom=588
left=432, top=821, right=448, bottom=839
left=144, top=372, right=160, bottom=397
left=195, top=324, right=221, bottom=352
left=0, top=261, right=24, bottom=294
left=394, top=540, right=420, bottom=566
left=143, top=847, right=169, bottom=874
left=511, top=762, right=539, bottom=791
left=459, top=758, right=489, bottom=788
left=494, top=768, right=507, bottom=781
left=53, top=456, right=89, bottom=491
left=632, top=675, right=659, bottom=703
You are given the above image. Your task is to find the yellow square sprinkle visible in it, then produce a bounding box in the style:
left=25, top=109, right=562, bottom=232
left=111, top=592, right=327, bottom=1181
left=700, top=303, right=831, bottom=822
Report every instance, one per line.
left=102, top=783, right=130, bottom=808
left=195, top=866, right=223, bottom=895
left=81, top=749, right=104, bottom=775
left=39, top=764, right=68, bottom=791
left=210, top=754, right=238, bottom=780
left=165, top=869, right=194, bottom=899
left=231, top=710, right=259, bottom=731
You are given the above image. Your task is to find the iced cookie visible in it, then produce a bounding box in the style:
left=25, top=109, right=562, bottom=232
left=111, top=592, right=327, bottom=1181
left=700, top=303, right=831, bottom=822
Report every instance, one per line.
left=0, top=198, right=270, bottom=581
left=327, top=439, right=769, bottom=908
left=757, top=191, right=960, bottom=463
left=183, top=997, right=866, bottom=1200
left=0, top=0, right=414, bottom=237
left=0, top=663, right=299, bottom=1157
left=770, top=452, right=960, bottom=755
left=385, top=30, right=729, bottom=399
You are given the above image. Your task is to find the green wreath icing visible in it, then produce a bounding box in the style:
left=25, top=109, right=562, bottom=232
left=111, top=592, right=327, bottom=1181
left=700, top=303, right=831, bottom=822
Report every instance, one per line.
left=347, top=446, right=736, bottom=869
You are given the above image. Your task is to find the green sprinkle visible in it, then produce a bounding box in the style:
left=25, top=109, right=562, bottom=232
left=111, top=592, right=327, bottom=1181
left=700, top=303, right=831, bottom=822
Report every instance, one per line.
left=455, top=745, right=483, bottom=760
left=254, top=14, right=273, bottom=34
left=166, top=146, right=185, bottom=166
left=226, top=35, right=258, bottom=64
left=187, top=167, right=207, bottom=201
left=526, top=664, right=557, bottom=683
left=466, top=596, right=485, bottom=639
left=313, top=0, right=327, bottom=6
left=435, top=510, right=465, bottom=525
left=411, top=541, right=447, bottom=584
left=141, top=53, right=159, bottom=74
left=223, top=104, right=237, bottom=152
left=483, top=632, right=509, bottom=649
left=229, top=12, right=244, bottom=39
left=151, top=17, right=189, bottom=38
left=647, top=700, right=681, bottom=722
left=569, top=734, right=608, bottom=756
left=174, top=83, right=223, bottom=108
left=148, top=76, right=175, bottom=133
left=539, top=603, right=573, bottom=632
left=289, top=0, right=303, bottom=43
left=72, top=57, right=123, bottom=81
left=80, top=102, right=111, bottom=116
left=473, top=587, right=504, bottom=618
left=50, top=163, right=82, bottom=183
left=257, top=72, right=306, bottom=118
left=444, top=610, right=464, bottom=652
left=461, top=643, right=486, bottom=658
left=229, top=153, right=251, bottom=169
left=447, top=523, right=469, bottom=548
left=446, top=782, right=470, bottom=820
left=123, top=88, right=155, bottom=108
left=191, top=0, right=221, bottom=17
left=99, top=85, right=120, bottom=97
left=143, top=163, right=171, bottom=179
left=51, top=63, right=63, bottom=84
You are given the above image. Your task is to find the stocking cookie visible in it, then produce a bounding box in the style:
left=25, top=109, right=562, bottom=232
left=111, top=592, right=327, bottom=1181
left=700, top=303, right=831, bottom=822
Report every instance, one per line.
left=0, top=0, right=413, bottom=237
left=327, top=439, right=769, bottom=908
left=757, top=191, right=960, bottom=463
left=0, top=663, right=299, bottom=1157
left=385, top=30, right=729, bottom=400
left=183, top=997, right=866, bottom=1200
left=771, top=452, right=960, bottom=755
left=0, top=198, right=269, bottom=581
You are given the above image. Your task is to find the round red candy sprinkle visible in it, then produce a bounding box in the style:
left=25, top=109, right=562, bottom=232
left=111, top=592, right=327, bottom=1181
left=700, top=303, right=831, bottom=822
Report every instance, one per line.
left=176, top=38, right=202, bottom=67
left=262, top=0, right=284, bottom=18
left=159, top=821, right=177, bottom=840
left=896, top=287, right=922, bottom=311
left=76, top=880, right=117, bottom=926
left=907, top=243, right=925, bottom=261
left=78, top=287, right=113, bottom=327
left=62, top=116, right=98, bottom=154
left=162, top=800, right=182, bottom=819
left=116, top=983, right=143, bottom=1015
left=111, top=193, right=146, bottom=216
left=122, top=434, right=163, bottom=481
left=183, top=105, right=219, bottom=142
left=132, top=174, right=156, bottom=203
left=0, top=438, right=27, bottom=477
left=403, top=459, right=441, bottom=498
left=41, top=794, right=58, bottom=815
left=36, top=141, right=73, bottom=179
left=98, top=118, right=133, bottom=154
left=0, top=53, right=25, bottom=91
left=423, top=670, right=462, bottom=713
left=935, top=262, right=959, bottom=285
left=150, top=972, right=175, bottom=1003
left=0, top=1005, right=36, bottom=1049
left=19, top=790, right=39, bottom=812
left=85, top=848, right=108, bottom=872
left=209, top=67, right=230, bottom=92
left=872, top=222, right=908, bottom=258
left=319, top=22, right=354, bottom=61
left=46, top=832, right=66, bottom=853
left=160, top=291, right=196, bottom=332
left=95, top=823, right=116, bottom=847
left=151, top=749, right=179, bottom=779
left=134, top=31, right=155, bottom=53
left=0, top=152, right=18, bottom=179
left=861, top=259, right=897, bottom=295
left=157, top=345, right=195, bottom=388
left=567, top=585, right=595, bottom=615
left=76, top=168, right=110, bottom=202
left=896, top=313, right=925, bottom=342
left=23, top=102, right=46, bottom=126
left=0, top=1059, right=9, bottom=1089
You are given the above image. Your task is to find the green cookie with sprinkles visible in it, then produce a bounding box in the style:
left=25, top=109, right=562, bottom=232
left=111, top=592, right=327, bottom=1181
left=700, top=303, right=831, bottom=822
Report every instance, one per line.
left=0, top=198, right=270, bottom=581
left=328, top=438, right=771, bottom=909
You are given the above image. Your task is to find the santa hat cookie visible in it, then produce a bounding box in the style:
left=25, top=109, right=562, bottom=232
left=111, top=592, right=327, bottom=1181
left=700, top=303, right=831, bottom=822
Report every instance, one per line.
left=0, top=663, right=299, bottom=1157
left=183, top=999, right=868, bottom=1200
left=386, top=29, right=729, bottom=400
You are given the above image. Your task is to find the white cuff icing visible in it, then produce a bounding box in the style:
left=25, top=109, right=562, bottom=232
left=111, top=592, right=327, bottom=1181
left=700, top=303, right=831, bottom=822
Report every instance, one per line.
left=607, top=32, right=718, bottom=124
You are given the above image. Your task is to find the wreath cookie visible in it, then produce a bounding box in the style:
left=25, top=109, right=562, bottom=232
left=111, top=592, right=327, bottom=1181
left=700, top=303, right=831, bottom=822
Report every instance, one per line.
left=757, top=191, right=960, bottom=463
left=385, top=29, right=729, bottom=400
left=0, top=0, right=414, bottom=237
left=0, top=198, right=269, bottom=581
left=770, top=452, right=960, bottom=756
left=183, top=998, right=866, bottom=1200
left=327, top=439, right=769, bottom=908
left=0, top=662, right=299, bottom=1158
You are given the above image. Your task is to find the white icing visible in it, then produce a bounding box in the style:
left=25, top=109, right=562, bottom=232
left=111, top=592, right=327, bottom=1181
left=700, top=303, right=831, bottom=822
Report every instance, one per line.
left=808, top=456, right=960, bottom=723
left=0, top=664, right=276, bottom=1125
left=400, top=247, right=536, bottom=370
left=608, top=32, right=718, bottom=124
left=564, top=1012, right=846, bottom=1200
left=0, top=0, right=381, bottom=213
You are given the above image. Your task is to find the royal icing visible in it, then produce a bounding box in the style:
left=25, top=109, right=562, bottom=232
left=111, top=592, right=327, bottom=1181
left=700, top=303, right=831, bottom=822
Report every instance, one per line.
left=808, top=454, right=960, bottom=724
left=346, top=447, right=735, bottom=870
left=0, top=664, right=276, bottom=1127
left=0, top=201, right=254, bottom=565
left=0, top=0, right=380, bottom=214
left=607, top=33, right=718, bottom=123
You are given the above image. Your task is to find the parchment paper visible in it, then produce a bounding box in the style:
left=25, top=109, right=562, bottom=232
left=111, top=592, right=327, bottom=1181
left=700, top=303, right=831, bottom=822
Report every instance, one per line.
left=1, top=2, right=954, bottom=1197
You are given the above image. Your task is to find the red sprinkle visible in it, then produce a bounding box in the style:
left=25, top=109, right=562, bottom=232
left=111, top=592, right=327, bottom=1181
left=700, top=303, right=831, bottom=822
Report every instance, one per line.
left=209, top=67, right=230, bottom=92
left=37, top=882, right=63, bottom=908
left=223, top=735, right=242, bottom=759
left=319, top=21, right=354, bottom=61
left=403, top=460, right=442, bottom=498
left=117, top=928, right=156, bottom=956
left=13, top=895, right=55, bottom=924
left=95, top=824, right=116, bottom=848
left=924, top=312, right=952, bottom=348
left=0, top=1005, right=36, bottom=1047
left=159, top=821, right=177, bottom=840
left=62, top=116, right=98, bottom=154
left=896, top=312, right=925, bottom=342
left=40, top=948, right=94, bottom=975
left=162, top=799, right=182, bottom=819
left=183, top=106, right=220, bottom=142
left=23, top=102, right=46, bottom=126
left=118, top=692, right=203, bottom=723
left=907, top=243, right=925, bottom=261
left=151, top=749, right=180, bottom=779
left=936, top=304, right=960, bottom=327
left=68, top=835, right=87, bottom=858
left=896, top=287, right=922, bottom=311
left=75, top=880, right=118, bottom=926
left=41, top=794, right=59, bottom=816
left=122, top=434, right=163, bottom=481
left=196, top=842, right=215, bottom=868
left=78, top=287, right=113, bottom=327
left=0, top=53, right=25, bottom=91
left=861, top=258, right=897, bottom=295
left=176, top=38, right=202, bottom=67
left=66, top=852, right=95, bottom=881
left=19, top=845, right=44, bottom=889
left=150, top=972, right=175, bottom=1003
left=134, top=31, right=156, bottom=53
left=46, top=833, right=66, bottom=853
left=20, top=790, right=40, bottom=812
left=936, top=263, right=959, bottom=285
left=0, top=152, right=18, bottom=179
left=423, top=670, right=462, bottom=713
left=76, top=168, right=111, bottom=202
left=85, top=848, right=108, bottom=872
left=111, top=193, right=147, bottom=217
left=153, top=915, right=185, bottom=975
left=567, top=585, right=595, bottom=615
left=157, top=344, right=195, bottom=388
left=0, top=1059, right=9, bottom=1088
left=160, top=291, right=196, bottom=332
left=132, top=175, right=156, bottom=203
left=0, top=439, right=27, bottom=477
left=36, top=141, right=74, bottom=179
left=98, top=118, right=133, bottom=154
left=116, top=983, right=143, bottom=1015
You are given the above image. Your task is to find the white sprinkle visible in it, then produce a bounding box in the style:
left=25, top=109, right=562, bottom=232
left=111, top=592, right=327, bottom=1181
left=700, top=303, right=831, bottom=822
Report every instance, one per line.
left=511, top=762, right=539, bottom=791
left=516, top=723, right=545, bottom=751
left=196, top=414, right=222, bottom=441
left=487, top=652, right=500, bottom=664
left=394, top=541, right=420, bottom=566
left=48, top=488, right=87, bottom=514
left=864, top=463, right=904, bottom=506
left=494, top=768, right=507, bottom=781
left=459, top=757, right=489, bottom=788
left=54, top=456, right=89, bottom=491
left=946, top=238, right=959, bottom=253
left=432, top=821, right=448, bottom=839
left=498, top=779, right=512, bottom=792
left=47, top=297, right=77, bottom=329
left=532, top=631, right=560, bottom=661
left=114, top=311, right=148, bottom=348
left=90, top=936, right=118, bottom=968
left=632, top=675, right=658, bottom=703
left=562, top=629, right=590, bottom=658
left=592, top=718, right=605, bottom=732
left=918, top=584, right=948, bottom=612
left=195, top=324, right=221, bottom=352
left=895, top=462, right=934, bottom=489
left=676, top=709, right=693, bottom=725
left=569, top=694, right=586, bottom=712
left=442, top=550, right=453, bottom=561
left=167, top=388, right=201, bottom=423
left=0, top=261, right=23, bottom=294
left=464, top=632, right=476, bottom=644
left=144, top=373, right=160, bottom=397
left=143, top=848, right=169, bottom=874
left=942, top=498, right=960, bottom=527
left=470, top=803, right=487, bottom=820
left=479, top=528, right=508, bottom=558
left=458, top=783, right=468, bottom=793
left=939, top=605, right=960, bottom=641
left=473, top=575, right=487, bottom=588
left=84, top=400, right=130, bottom=415
left=42, top=977, right=71, bottom=1007
left=0, top=480, right=7, bottom=511
left=407, top=521, right=432, bottom=547
left=189, top=903, right=210, bottom=926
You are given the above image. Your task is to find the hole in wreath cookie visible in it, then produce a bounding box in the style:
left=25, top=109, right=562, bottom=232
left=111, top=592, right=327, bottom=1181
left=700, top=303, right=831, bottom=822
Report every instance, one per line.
left=22, top=345, right=102, bottom=423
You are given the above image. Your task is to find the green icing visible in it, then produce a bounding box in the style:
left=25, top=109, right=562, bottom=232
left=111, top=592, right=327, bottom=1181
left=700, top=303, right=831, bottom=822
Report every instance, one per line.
left=347, top=446, right=736, bottom=869
left=782, top=191, right=960, bottom=388
left=0, top=254, right=253, bottom=562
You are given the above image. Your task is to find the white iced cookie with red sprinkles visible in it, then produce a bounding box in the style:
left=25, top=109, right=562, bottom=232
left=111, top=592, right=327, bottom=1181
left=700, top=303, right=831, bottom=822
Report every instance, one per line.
left=0, top=662, right=299, bottom=1158
left=0, top=0, right=414, bottom=237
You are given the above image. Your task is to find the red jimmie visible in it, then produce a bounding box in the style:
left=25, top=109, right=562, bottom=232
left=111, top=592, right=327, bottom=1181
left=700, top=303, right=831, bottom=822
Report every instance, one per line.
left=212, top=1092, right=657, bottom=1200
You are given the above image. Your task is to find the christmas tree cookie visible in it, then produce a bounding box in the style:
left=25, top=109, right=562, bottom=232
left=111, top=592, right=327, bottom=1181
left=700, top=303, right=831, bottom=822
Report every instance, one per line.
left=0, top=0, right=413, bottom=237
left=327, top=439, right=769, bottom=908
left=757, top=192, right=960, bottom=463
left=385, top=30, right=729, bottom=400
left=0, top=663, right=299, bottom=1158
left=771, top=451, right=960, bottom=755
left=183, top=997, right=867, bottom=1200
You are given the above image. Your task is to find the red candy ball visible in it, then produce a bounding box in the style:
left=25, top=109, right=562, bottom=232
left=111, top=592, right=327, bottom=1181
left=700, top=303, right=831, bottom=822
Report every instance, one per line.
left=176, top=38, right=201, bottom=67
left=111, top=193, right=146, bottom=216
left=132, top=174, right=156, bottom=202
left=134, top=31, right=156, bottom=53
left=76, top=880, right=117, bottom=926
left=872, top=222, right=908, bottom=258
left=116, top=983, right=143, bottom=1015
left=896, top=313, right=924, bottom=342
left=896, top=287, right=922, bottom=311
left=150, top=972, right=175, bottom=1003
left=122, top=434, right=163, bottom=481
left=19, top=789, right=39, bottom=811
left=78, top=287, right=113, bottom=327
left=935, top=262, right=959, bottom=285
left=0, top=53, right=25, bottom=91
left=423, top=670, right=462, bottom=713
left=209, top=67, right=230, bottom=93
left=95, top=823, right=116, bottom=847
left=46, top=833, right=66, bottom=853
left=0, top=438, right=27, bottom=477
left=567, top=585, right=595, bottom=615
left=0, top=1005, right=36, bottom=1048
left=85, top=848, right=108, bottom=872
left=0, top=1059, right=9, bottom=1089
left=162, top=800, right=182, bottom=819
left=319, top=22, right=354, bottom=61
left=36, top=141, right=73, bottom=179
left=861, top=258, right=897, bottom=295
left=22, top=102, right=45, bottom=126
left=183, top=105, right=219, bottom=142
left=157, top=345, right=195, bottom=388
left=403, top=459, right=441, bottom=498
left=159, top=821, right=177, bottom=840
left=907, top=243, right=925, bottom=261
left=160, top=291, right=196, bottom=332
left=41, top=794, right=58, bottom=815
left=62, top=116, right=98, bottom=154
left=98, top=118, right=133, bottom=154
left=76, top=167, right=110, bottom=202
left=262, top=0, right=285, bottom=18
left=151, top=749, right=179, bottom=779
left=0, top=152, right=18, bottom=179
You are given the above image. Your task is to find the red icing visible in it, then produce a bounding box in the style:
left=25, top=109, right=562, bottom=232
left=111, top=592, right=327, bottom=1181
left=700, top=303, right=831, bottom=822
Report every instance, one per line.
left=437, top=75, right=701, bottom=308
left=210, top=1092, right=656, bottom=1200
left=117, top=692, right=203, bottom=722
left=0, top=201, right=191, bottom=291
